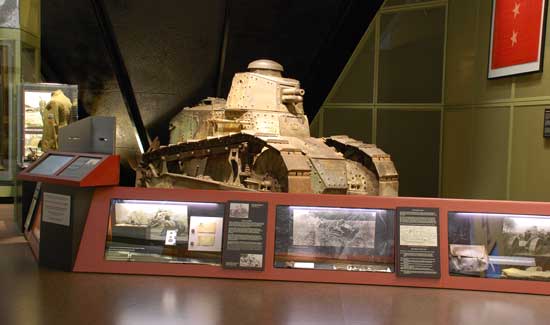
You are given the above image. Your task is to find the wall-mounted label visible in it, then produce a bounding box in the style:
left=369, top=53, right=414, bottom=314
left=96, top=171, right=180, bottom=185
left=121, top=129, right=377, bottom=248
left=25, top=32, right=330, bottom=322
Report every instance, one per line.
left=222, top=201, right=268, bottom=270
left=396, top=207, right=440, bottom=278
left=544, top=109, right=550, bottom=138
left=42, top=192, right=71, bottom=227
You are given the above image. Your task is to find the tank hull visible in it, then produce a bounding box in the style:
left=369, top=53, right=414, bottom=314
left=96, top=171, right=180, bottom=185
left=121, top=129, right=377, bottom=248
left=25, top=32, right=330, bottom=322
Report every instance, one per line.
left=136, top=60, right=398, bottom=196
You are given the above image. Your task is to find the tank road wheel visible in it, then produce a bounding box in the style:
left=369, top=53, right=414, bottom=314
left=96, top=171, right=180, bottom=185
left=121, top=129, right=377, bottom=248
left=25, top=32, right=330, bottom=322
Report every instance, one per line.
left=528, top=237, right=542, bottom=255
left=250, top=149, right=288, bottom=192
left=507, top=236, right=520, bottom=254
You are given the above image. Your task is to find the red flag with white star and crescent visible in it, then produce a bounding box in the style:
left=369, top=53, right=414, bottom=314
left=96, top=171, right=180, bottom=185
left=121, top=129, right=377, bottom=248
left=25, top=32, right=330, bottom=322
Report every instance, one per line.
left=491, top=0, right=544, bottom=69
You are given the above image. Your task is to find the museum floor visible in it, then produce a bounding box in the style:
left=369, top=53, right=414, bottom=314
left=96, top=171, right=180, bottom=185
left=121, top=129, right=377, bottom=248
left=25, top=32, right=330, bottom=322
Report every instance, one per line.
left=1, top=205, right=550, bottom=325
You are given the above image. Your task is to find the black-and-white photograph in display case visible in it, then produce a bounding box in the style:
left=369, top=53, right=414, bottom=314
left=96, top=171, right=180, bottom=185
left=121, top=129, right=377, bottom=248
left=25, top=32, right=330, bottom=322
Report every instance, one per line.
left=229, top=202, right=250, bottom=219
left=503, top=216, right=550, bottom=256
left=291, top=209, right=376, bottom=249
left=113, top=201, right=189, bottom=242
left=275, top=206, right=395, bottom=273
left=239, top=253, right=263, bottom=268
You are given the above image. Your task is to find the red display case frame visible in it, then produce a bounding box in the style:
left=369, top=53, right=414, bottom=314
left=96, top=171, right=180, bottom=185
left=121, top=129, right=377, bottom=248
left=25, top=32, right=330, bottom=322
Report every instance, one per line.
left=73, top=187, right=550, bottom=295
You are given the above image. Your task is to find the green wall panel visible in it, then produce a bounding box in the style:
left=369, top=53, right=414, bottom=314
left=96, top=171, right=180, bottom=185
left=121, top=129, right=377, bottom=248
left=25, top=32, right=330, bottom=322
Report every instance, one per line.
left=378, top=7, right=445, bottom=103
left=445, top=0, right=479, bottom=106
left=442, top=107, right=510, bottom=199
left=329, top=31, right=375, bottom=103
left=323, top=108, right=373, bottom=143
left=442, top=109, right=474, bottom=198
left=470, top=107, right=510, bottom=199
left=319, top=0, right=550, bottom=201
left=384, top=0, right=431, bottom=7
left=376, top=109, right=440, bottom=197
left=309, top=112, right=320, bottom=137
left=510, top=106, right=550, bottom=201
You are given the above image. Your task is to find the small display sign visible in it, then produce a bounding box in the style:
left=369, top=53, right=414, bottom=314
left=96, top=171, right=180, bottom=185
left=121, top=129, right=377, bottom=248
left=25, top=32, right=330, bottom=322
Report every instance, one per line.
left=164, top=230, right=178, bottom=246
left=396, top=207, right=440, bottom=278
left=42, top=192, right=71, bottom=227
left=222, top=201, right=268, bottom=270
left=544, top=109, right=550, bottom=138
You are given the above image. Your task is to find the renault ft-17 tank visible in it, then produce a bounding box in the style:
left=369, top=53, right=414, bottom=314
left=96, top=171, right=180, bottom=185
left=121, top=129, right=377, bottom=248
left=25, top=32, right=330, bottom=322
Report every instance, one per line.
left=136, top=59, right=398, bottom=196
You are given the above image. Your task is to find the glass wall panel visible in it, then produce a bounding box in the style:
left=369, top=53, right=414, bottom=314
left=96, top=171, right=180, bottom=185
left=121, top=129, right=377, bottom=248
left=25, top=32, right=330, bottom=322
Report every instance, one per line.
left=323, top=107, right=373, bottom=143
left=329, top=30, right=375, bottom=103
left=384, top=0, right=432, bottom=7
left=0, top=41, right=14, bottom=181
left=378, top=7, right=445, bottom=103
left=376, top=109, right=441, bottom=197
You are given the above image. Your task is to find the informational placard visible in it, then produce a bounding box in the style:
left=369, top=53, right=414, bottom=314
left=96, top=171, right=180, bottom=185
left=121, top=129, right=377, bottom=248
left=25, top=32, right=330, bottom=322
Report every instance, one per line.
left=544, top=109, right=550, bottom=138
left=42, top=192, right=71, bottom=227
left=396, top=207, right=440, bottom=278
left=165, top=230, right=178, bottom=246
left=222, top=201, right=268, bottom=270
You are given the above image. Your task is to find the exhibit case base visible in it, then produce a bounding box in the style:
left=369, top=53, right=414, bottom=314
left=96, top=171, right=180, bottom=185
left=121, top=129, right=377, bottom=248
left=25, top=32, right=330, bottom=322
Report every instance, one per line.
left=69, top=187, right=550, bottom=296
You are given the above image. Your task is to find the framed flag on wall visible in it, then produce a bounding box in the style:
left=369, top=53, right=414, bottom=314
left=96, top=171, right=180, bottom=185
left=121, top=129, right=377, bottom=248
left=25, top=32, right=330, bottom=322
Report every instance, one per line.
left=488, top=0, right=548, bottom=79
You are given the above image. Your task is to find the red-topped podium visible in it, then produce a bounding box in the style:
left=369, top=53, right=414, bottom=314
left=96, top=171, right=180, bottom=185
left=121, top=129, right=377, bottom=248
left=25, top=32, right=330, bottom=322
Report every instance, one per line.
left=17, top=151, right=119, bottom=271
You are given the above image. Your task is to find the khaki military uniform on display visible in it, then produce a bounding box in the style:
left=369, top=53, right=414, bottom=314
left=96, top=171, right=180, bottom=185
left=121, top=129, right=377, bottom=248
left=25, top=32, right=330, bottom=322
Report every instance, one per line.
left=40, top=90, right=72, bottom=152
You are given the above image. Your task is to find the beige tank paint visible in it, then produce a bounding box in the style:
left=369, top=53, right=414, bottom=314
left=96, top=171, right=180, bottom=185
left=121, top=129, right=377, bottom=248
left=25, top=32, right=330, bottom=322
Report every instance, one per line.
left=137, top=60, right=399, bottom=196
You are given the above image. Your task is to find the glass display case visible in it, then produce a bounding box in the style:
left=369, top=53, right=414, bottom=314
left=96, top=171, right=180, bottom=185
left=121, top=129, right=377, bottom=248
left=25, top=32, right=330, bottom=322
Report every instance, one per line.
left=274, top=206, right=395, bottom=272
left=105, top=199, right=226, bottom=265
left=1, top=0, right=41, bottom=203
left=0, top=40, right=14, bottom=183
left=19, top=83, right=78, bottom=167
left=449, top=212, right=550, bottom=281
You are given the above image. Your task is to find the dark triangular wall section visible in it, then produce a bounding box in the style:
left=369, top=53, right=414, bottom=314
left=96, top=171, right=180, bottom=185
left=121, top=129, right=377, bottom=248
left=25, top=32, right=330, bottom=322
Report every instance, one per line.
left=42, top=0, right=383, bottom=185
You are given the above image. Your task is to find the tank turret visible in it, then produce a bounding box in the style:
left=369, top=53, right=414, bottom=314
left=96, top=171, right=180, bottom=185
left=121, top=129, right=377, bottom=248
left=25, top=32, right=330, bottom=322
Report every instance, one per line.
left=137, top=60, right=399, bottom=196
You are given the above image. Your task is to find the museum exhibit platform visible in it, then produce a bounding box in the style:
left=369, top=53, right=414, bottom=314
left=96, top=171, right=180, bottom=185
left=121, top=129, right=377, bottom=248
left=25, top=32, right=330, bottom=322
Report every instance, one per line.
left=17, top=184, right=548, bottom=296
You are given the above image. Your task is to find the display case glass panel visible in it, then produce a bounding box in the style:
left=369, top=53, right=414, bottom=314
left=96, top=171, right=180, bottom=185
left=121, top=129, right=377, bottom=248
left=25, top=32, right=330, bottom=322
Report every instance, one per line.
left=27, top=154, right=72, bottom=175
left=20, top=83, right=78, bottom=166
left=275, top=206, right=395, bottom=272
left=0, top=40, right=14, bottom=181
left=105, top=199, right=226, bottom=265
left=449, top=212, right=550, bottom=281
left=58, top=157, right=101, bottom=179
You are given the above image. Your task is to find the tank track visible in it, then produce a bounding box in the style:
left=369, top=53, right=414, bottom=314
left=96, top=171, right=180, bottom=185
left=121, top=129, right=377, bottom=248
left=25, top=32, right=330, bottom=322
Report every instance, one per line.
left=138, top=133, right=398, bottom=196
left=324, top=135, right=399, bottom=196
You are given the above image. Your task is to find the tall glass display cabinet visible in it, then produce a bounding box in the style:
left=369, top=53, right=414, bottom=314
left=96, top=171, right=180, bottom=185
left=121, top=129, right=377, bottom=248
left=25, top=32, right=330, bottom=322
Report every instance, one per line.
left=0, top=0, right=41, bottom=227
